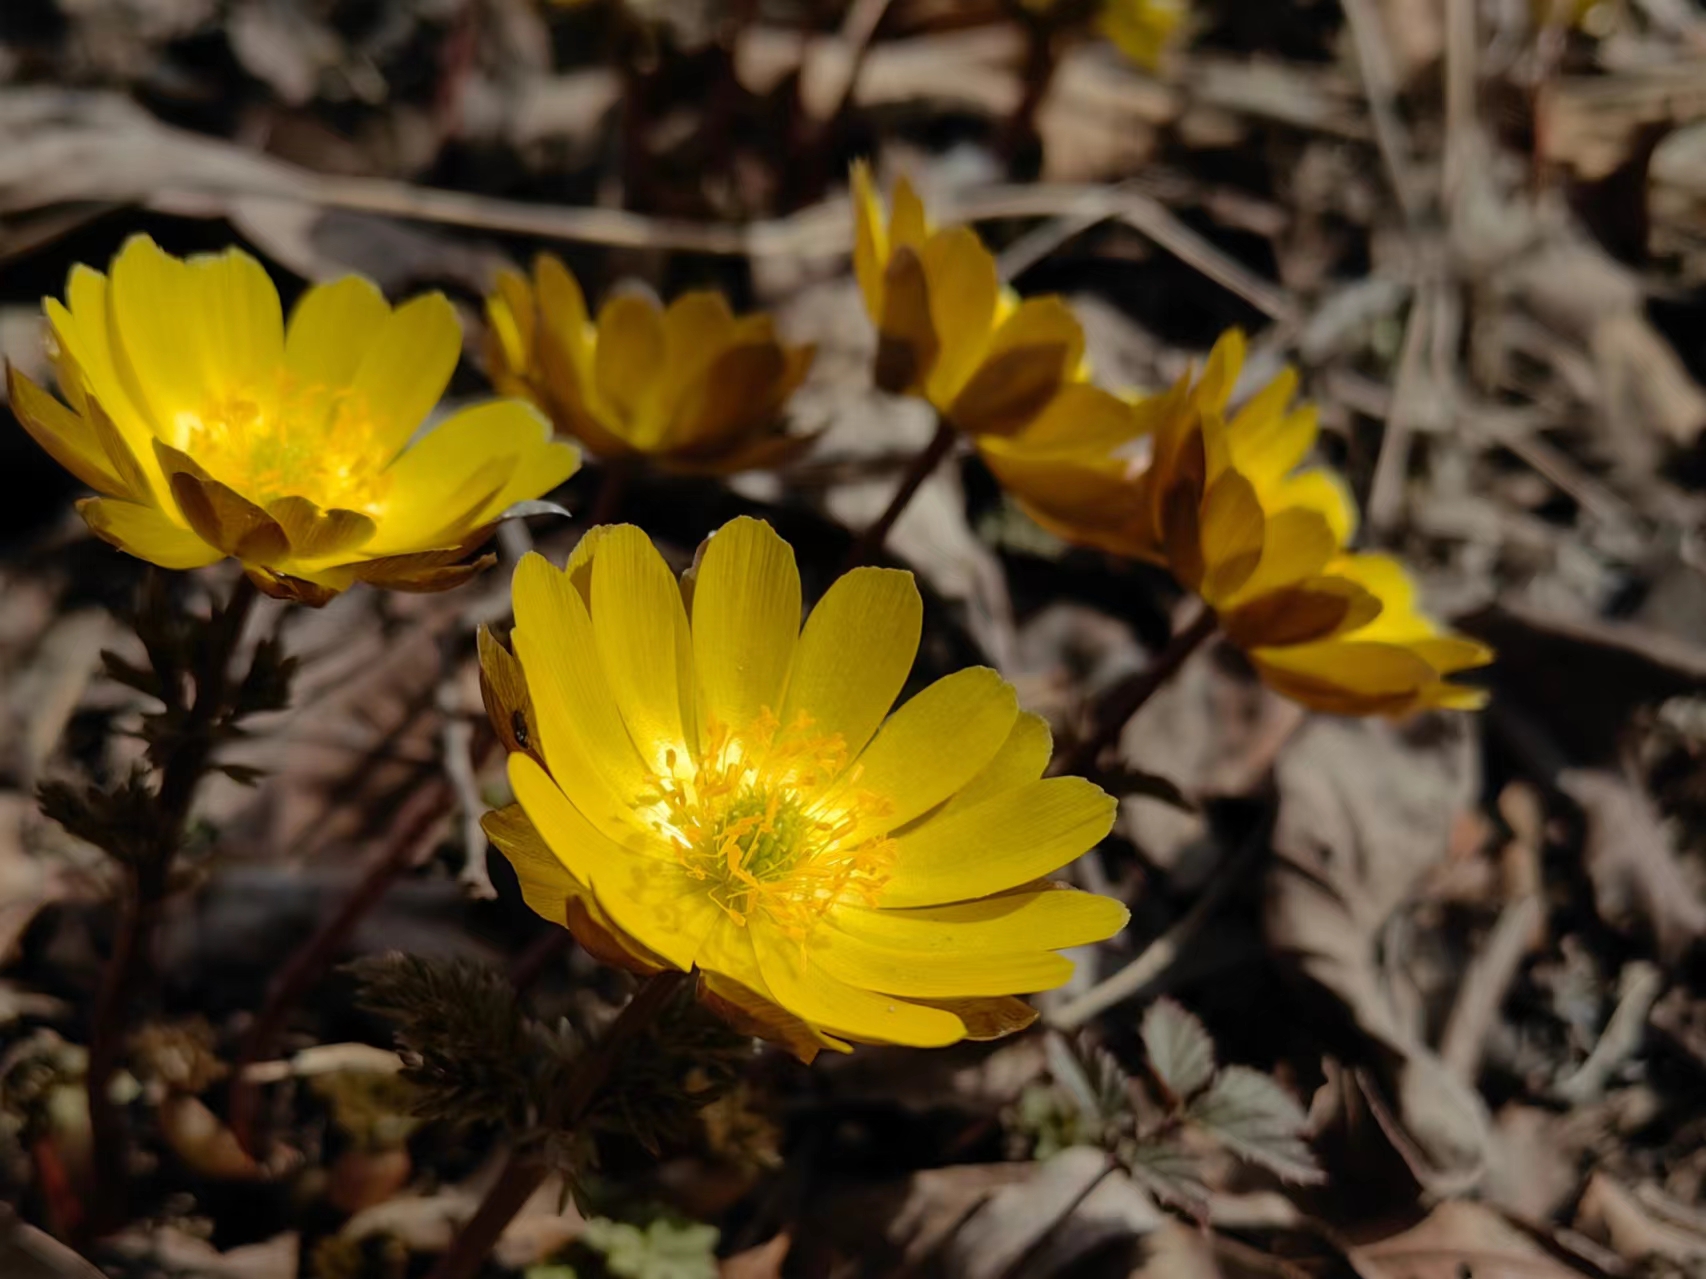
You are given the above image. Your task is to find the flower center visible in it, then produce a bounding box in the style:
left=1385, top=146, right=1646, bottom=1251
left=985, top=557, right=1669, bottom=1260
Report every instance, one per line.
left=642, top=711, right=895, bottom=937
left=175, top=376, right=393, bottom=513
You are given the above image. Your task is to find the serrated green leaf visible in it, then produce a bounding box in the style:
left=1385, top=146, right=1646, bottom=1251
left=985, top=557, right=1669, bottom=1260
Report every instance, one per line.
left=1187, top=1066, right=1323, bottom=1184
left=1140, top=999, right=1216, bottom=1100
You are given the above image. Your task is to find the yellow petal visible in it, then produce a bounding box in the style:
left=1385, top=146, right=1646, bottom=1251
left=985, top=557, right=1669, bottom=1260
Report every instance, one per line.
left=6, top=364, right=126, bottom=496
left=1249, top=640, right=1441, bottom=716
left=689, top=517, right=801, bottom=737
left=1411, top=633, right=1494, bottom=674
left=284, top=276, right=392, bottom=391
left=369, top=400, right=566, bottom=554
left=477, top=625, right=542, bottom=765
left=699, top=970, right=847, bottom=1062
left=751, top=927, right=965, bottom=1047
left=588, top=524, right=698, bottom=767
left=1195, top=328, right=1246, bottom=412
left=1002, top=382, right=1147, bottom=454
left=482, top=803, right=666, bottom=974
left=534, top=255, right=594, bottom=389
left=780, top=567, right=921, bottom=764
left=47, top=267, right=165, bottom=502
left=1229, top=375, right=1314, bottom=488
left=77, top=497, right=222, bottom=569
left=873, top=246, right=939, bottom=396
left=486, top=269, right=536, bottom=377
left=1223, top=506, right=1338, bottom=605
left=936, top=711, right=1054, bottom=818
left=1220, top=574, right=1382, bottom=649
left=979, top=445, right=1152, bottom=560
left=662, top=341, right=789, bottom=456
left=836, top=884, right=1127, bottom=954
left=879, top=777, right=1116, bottom=908
left=919, top=227, right=1000, bottom=403
left=814, top=925, right=1073, bottom=997
left=159, top=446, right=290, bottom=562
left=594, top=293, right=665, bottom=428
left=266, top=495, right=377, bottom=560
left=851, top=161, right=887, bottom=321
left=840, top=667, right=1018, bottom=837
left=947, top=297, right=1084, bottom=437
left=109, top=237, right=285, bottom=440
left=1270, top=467, right=1357, bottom=547
left=349, top=293, right=463, bottom=459
left=510, top=552, right=656, bottom=844
left=509, top=753, right=717, bottom=970
left=1198, top=468, right=1266, bottom=602
left=352, top=548, right=492, bottom=594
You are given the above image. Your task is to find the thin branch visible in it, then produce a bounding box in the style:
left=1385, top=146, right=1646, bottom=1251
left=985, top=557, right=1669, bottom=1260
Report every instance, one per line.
left=1052, top=605, right=1218, bottom=780
left=846, top=417, right=958, bottom=567
left=84, top=573, right=258, bottom=1238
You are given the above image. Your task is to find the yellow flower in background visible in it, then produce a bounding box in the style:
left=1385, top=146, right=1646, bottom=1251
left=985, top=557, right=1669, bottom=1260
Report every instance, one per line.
left=1142, top=331, right=1489, bottom=713
left=8, top=236, right=579, bottom=605
left=981, top=330, right=1491, bottom=715
left=1243, top=552, right=1493, bottom=716
left=852, top=163, right=1093, bottom=441
left=1099, top=0, right=1186, bottom=71
left=485, top=255, right=817, bottom=475
left=977, top=382, right=1168, bottom=556
left=479, top=517, right=1125, bottom=1060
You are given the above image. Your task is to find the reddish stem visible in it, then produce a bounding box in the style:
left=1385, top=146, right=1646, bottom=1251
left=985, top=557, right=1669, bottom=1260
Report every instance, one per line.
left=1053, top=605, right=1218, bottom=779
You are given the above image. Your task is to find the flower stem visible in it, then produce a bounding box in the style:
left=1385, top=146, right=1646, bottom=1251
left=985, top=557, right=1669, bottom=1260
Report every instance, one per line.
left=847, top=417, right=957, bottom=568
left=83, top=571, right=258, bottom=1239
left=1053, top=604, right=1218, bottom=780
left=423, top=969, right=689, bottom=1279
left=228, top=776, right=452, bottom=1155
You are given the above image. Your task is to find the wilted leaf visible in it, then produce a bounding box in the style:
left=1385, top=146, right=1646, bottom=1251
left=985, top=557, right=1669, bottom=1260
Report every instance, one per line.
left=1559, top=769, right=1706, bottom=962
left=1187, top=1067, right=1323, bottom=1185
left=1139, top=998, right=1216, bottom=1100
left=0, top=1206, right=107, bottom=1279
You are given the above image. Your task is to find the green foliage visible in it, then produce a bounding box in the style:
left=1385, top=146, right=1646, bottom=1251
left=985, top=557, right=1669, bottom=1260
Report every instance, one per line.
left=1008, top=998, right=1322, bottom=1213
left=348, top=954, right=749, bottom=1173
left=576, top=1217, right=720, bottom=1279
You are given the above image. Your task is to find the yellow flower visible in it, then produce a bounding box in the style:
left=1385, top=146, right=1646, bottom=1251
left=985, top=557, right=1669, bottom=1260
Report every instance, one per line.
left=1099, top=0, right=1186, bottom=71
left=1242, top=551, right=1493, bottom=716
left=478, top=516, right=1126, bottom=1060
left=484, top=255, right=816, bottom=475
left=8, top=236, right=578, bottom=605
left=981, top=330, right=1491, bottom=715
left=851, top=163, right=1094, bottom=441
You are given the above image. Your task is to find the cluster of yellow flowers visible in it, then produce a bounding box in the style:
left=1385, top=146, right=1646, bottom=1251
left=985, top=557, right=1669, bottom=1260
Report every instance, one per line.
left=7, top=162, right=1487, bottom=1054
left=850, top=168, right=1491, bottom=717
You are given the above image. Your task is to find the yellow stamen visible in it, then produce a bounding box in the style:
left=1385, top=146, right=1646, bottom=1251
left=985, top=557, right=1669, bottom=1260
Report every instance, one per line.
left=642, top=710, right=894, bottom=939
left=176, top=375, right=394, bottom=512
